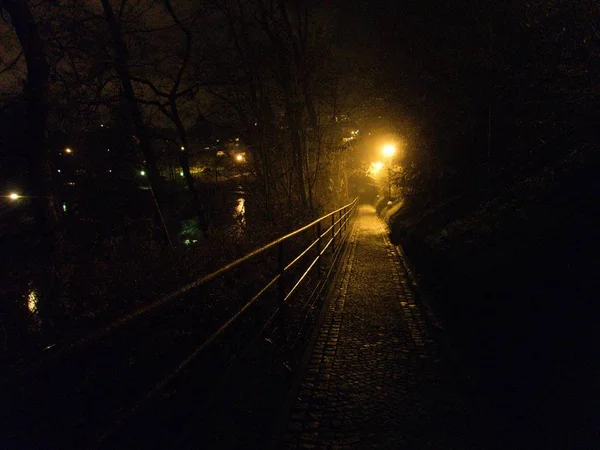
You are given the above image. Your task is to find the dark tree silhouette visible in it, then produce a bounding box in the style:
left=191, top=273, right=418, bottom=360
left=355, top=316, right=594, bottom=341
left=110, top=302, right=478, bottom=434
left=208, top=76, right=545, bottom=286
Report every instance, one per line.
left=1, top=0, right=59, bottom=234
left=99, top=0, right=172, bottom=247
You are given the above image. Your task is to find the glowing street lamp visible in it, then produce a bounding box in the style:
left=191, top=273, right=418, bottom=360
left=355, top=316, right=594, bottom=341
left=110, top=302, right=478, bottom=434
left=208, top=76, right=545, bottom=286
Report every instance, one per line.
left=235, top=153, right=245, bottom=163
left=382, top=144, right=396, bottom=158
left=4, top=192, right=57, bottom=204
left=65, top=147, right=73, bottom=154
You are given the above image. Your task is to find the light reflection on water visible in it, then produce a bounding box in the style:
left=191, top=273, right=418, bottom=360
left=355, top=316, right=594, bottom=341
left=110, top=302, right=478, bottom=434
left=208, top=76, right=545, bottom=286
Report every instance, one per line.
left=25, top=282, right=42, bottom=328
left=234, top=197, right=246, bottom=226
left=27, top=288, right=38, bottom=314
left=229, top=196, right=247, bottom=240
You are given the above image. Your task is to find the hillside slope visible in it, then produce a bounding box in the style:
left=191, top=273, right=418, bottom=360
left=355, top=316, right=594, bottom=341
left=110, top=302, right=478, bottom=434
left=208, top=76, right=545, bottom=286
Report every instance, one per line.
left=388, top=144, right=600, bottom=448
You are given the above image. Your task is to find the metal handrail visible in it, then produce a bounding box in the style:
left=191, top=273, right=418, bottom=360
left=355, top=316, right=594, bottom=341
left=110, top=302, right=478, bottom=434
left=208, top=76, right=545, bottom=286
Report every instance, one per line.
left=3, top=198, right=360, bottom=449
left=195, top=197, right=359, bottom=350
left=91, top=198, right=359, bottom=446
left=6, top=197, right=359, bottom=378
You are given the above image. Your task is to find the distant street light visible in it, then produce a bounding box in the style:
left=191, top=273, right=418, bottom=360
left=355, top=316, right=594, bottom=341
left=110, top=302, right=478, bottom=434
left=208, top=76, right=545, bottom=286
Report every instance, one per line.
left=140, top=170, right=146, bottom=176
left=65, top=147, right=73, bottom=154
left=235, top=153, right=245, bottom=162
left=4, top=192, right=55, bottom=203
left=371, top=161, right=383, bottom=175
left=382, top=144, right=396, bottom=158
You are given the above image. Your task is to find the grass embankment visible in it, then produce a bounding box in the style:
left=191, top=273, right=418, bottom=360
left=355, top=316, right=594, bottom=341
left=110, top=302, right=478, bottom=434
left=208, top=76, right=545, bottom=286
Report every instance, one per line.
left=385, top=145, right=600, bottom=448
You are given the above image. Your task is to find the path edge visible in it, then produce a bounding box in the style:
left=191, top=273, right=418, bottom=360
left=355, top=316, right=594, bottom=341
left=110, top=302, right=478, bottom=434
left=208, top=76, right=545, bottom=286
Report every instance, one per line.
left=268, top=218, right=359, bottom=448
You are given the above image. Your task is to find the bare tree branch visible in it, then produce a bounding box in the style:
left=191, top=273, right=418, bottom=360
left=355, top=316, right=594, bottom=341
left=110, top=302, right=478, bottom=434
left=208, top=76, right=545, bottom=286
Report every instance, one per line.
left=129, top=75, right=169, bottom=98
left=0, top=48, right=23, bottom=75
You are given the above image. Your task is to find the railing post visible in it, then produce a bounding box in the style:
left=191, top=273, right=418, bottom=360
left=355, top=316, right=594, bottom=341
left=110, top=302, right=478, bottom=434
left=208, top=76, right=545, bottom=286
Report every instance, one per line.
left=277, top=241, right=287, bottom=346
left=316, top=221, right=322, bottom=276
left=331, top=212, right=336, bottom=253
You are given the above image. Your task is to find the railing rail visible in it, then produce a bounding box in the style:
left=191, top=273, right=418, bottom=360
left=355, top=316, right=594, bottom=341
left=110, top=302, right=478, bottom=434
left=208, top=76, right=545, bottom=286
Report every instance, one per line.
left=5, top=197, right=359, bottom=378
left=2, top=197, right=359, bottom=448
left=94, top=196, right=359, bottom=445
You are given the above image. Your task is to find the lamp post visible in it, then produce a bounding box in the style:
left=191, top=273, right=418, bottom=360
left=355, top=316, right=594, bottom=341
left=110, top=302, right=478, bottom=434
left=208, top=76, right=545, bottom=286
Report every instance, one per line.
left=382, top=144, right=396, bottom=199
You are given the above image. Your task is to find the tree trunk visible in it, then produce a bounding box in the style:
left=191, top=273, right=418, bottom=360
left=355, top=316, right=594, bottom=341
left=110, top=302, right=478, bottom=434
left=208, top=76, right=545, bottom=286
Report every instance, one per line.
left=2, top=0, right=59, bottom=234
left=169, top=98, right=208, bottom=233
left=100, top=0, right=172, bottom=246
left=285, top=102, right=308, bottom=209
left=2, top=0, right=63, bottom=334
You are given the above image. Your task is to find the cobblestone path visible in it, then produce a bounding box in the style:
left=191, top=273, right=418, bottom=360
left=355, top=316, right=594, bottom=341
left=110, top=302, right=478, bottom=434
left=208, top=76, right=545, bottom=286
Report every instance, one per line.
left=278, top=205, right=478, bottom=449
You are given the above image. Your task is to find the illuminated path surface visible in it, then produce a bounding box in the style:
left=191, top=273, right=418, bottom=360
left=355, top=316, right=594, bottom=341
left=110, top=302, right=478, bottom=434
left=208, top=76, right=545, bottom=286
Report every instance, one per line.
left=277, top=205, right=485, bottom=448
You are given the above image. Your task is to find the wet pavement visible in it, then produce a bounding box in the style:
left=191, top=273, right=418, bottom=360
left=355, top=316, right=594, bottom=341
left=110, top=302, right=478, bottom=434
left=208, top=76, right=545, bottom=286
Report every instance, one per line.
left=277, top=205, right=482, bottom=448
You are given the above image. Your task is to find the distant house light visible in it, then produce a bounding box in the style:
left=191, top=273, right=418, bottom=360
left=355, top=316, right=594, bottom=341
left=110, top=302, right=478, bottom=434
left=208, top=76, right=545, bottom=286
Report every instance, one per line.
left=216, top=150, right=225, bottom=156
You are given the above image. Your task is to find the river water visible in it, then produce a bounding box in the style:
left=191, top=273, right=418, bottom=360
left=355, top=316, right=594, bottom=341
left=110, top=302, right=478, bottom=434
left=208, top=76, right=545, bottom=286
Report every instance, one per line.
left=0, top=183, right=253, bottom=362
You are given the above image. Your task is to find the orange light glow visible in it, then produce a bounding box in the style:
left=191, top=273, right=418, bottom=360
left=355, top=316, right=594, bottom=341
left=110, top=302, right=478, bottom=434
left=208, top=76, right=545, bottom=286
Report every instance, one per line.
left=382, top=144, right=396, bottom=158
